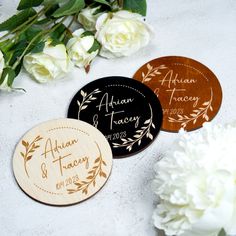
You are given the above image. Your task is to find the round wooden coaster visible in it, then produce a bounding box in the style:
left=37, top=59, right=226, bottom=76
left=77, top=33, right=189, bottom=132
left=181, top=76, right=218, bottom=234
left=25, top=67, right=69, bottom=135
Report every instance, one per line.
left=13, top=119, right=113, bottom=206
left=133, top=56, right=222, bottom=132
left=68, top=77, right=163, bottom=158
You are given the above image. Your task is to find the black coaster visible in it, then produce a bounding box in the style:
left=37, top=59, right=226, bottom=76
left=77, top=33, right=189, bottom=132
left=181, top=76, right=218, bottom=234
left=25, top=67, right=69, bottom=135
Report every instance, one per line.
left=68, top=77, right=163, bottom=158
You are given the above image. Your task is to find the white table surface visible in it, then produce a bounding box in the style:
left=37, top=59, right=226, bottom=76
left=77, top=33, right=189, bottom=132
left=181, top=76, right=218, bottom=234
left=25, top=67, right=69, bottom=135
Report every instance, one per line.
left=1, top=0, right=236, bottom=235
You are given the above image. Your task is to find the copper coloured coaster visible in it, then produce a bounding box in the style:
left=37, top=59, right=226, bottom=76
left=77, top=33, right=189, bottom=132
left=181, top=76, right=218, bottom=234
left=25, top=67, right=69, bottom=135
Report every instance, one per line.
left=133, top=56, right=222, bottom=132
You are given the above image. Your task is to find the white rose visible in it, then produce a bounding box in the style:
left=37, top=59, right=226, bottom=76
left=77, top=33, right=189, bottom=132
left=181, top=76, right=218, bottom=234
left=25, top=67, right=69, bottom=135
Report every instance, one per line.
left=152, top=123, right=236, bottom=236
left=78, top=6, right=103, bottom=32
left=95, top=10, right=152, bottom=58
left=23, top=41, right=72, bottom=83
left=66, top=29, right=99, bottom=68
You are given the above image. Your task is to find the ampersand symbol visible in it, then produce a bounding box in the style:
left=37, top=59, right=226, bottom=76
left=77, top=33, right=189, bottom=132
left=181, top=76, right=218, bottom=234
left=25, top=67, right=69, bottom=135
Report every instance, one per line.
left=41, top=163, right=48, bottom=179
left=93, top=114, right=99, bottom=128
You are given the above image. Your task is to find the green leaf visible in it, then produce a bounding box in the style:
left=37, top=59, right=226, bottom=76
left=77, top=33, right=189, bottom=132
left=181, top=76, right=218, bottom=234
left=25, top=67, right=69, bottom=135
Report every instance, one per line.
left=9, top=40, right=28, bottom=54
left=218, top=229, right=226, bottom=236
left=61, top=29, right=73, bottom=45
left=81, top=31, right=94, bottom=37
left=49, top=23, right=67, bottom=45
left=0, top=8, right=37, bottom=32
left=52, top=0, right=85, bottom=18
left=35, top=18, right=52, bottom=25
left=18, top=26, right=42, bottom=41
left=31, top=41, right=45, bottom=53
left=7, top=40, right=28, bottom=65
left=0, top=39, right=15, bottom=54
left=8, top=32, right=43, bottom=65
left=51, top=23, right=67, bottom=38
left=17, top=0, right=44, bottom=10
left=88, top=38, right=101, bottom=53
left=15, top=61, right=23, bottom=77
left=45, top=4, right=60, bottom=18
left=123, top=0, right=147, bottom=16
left=43, top=0, right=67, bottom=5
left=0, top=67, right=16, bottom=87
left=93, top=0, right=111, bottom=7
left=49, top=23, right=73, bottom=46
left=50, top=38, right=62, bottom=47
left=25, top=36, right=44, bottom=54
left=6, top=68, right=17, bottom=87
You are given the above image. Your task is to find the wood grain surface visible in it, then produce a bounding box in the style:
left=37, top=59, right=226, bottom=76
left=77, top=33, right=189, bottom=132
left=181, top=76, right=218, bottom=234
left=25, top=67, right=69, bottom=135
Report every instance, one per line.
left=13, top=119, right=113, bottom=206
left=134, top=56, right=222, bottom=132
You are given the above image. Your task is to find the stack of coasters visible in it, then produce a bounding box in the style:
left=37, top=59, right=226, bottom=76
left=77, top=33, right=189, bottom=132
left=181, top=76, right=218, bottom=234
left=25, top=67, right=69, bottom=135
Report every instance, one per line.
left=13, top=56, right=223, bottom=205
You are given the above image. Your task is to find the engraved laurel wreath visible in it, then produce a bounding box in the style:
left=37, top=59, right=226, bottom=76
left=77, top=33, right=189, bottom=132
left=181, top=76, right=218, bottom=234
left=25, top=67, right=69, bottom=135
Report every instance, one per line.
left=67, top=143, right=107, bottom=195
left=20, top=135, right=43, bottom=178
left=77, top=88, right=156, bottom=152
left=141, top=63, right=167, bottom=83
left=141, top=63, right=214, bottom=129
left=77, top=88, right=101, bottom=119
left=20, top=135, right=107, bottom=196
left=168, top=88, right=214, bottom=128
left=112, top=104, right=156, bottom=152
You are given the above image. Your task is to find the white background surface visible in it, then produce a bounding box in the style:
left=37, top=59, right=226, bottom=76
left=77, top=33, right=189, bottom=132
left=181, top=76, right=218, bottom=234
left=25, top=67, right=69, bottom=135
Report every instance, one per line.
left=1, top=0, right=236, bottom=235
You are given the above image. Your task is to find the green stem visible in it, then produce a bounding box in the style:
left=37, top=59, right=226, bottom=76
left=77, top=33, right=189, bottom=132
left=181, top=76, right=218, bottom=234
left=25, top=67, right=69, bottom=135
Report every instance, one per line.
left=12, top=16, right=68, bottom=70
left=0, top=6, right=49, bottom=41
left=59, top=15, right=75, bottom=41
left=68, top=15, right=77, bottom=29
left=6, top=52, right=14, bottom=65
left=118, top=0, right=123, bottom=7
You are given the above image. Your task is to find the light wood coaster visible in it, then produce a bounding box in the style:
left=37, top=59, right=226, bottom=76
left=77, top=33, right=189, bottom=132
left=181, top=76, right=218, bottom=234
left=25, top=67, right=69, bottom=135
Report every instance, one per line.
left=13, top=119, right=113, bottom=206
left=134, top=56, right=222, bottom=132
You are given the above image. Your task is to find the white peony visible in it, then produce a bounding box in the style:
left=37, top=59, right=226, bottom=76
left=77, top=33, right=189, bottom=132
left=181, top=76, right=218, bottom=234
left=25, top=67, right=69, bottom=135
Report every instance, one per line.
left=152, top=122, right=236, bottom=236
left=23, top=41, right=72, bottom=83
left=95, top=10, right=152, bottom=58
left=66, top=29, right=99, bottom=68
left=78, top=5, right=103, bottom=32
